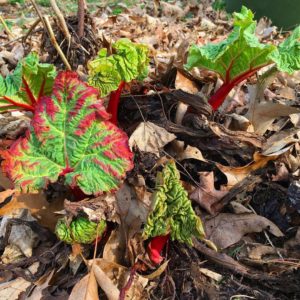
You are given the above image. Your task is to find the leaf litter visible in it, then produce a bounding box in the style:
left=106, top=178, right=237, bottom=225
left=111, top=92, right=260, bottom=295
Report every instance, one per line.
left=0, top=1, right=299, bottom=299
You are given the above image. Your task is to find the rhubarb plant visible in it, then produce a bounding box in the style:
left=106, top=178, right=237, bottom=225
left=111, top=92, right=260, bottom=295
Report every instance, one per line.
left=143, top=161, right=212, bottom=264
left=0, top=52, right=56, bottom=112
left=1, top=71, right=133, bottom=195
left=186, top=6, right=300, bottom=110
left=88, top=38, right=149, bottom=124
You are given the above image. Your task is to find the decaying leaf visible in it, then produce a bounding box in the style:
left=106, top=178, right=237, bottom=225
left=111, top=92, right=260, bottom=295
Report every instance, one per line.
left=129, top=121, right=176, bottom=156
left=246, top=84, right=300, bottom=135
left=170, top=140, right=207, bottom=162
left=91, top=258, right=148, bottom=300
left=190, top=172, right=228, bottom=214
left=262, top=128, right=300, bottom=156
left=205, top=213, right=284, bottom=249
left=0, top=191, right=64, bottom=230
left=69, top=272, right=99, bottom=300
left=216, top=152, right=278, bottom=187
left=0, top=209, right=39, bottom=257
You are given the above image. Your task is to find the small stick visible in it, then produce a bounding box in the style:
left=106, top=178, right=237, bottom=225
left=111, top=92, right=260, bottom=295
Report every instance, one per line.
left=49, top=0, right=71, bottom=47
left=0, top=15, right=14, bottom=40
left=77, top=0, right=86, bottom=38
left=43, top=16, right=72, bottom=70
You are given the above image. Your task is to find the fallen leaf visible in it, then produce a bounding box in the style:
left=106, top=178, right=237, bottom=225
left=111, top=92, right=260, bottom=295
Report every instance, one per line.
left=175, top=70, right=199, bottom=94
left=246, top=85, right=300, bottom=135
left=262, top=128, right=300, bottom=156
left=205, top=213, right=284, bottom=249
left=171, top=140, right=207, bottom=162
left=0, top=277, right=31, bottom=300
left=69, top=272, right=99, bottom=300
left=0, top=192, right=64, bottom=231
left=190, top=172, right=228, bottom=214
left=129, top=122, right=176, bottom=156
left=27, top=270, right=55, bottom=300
left=216, top=152, right=278, bottom=188
left=91, top=258, right=148, bottom=300
left=248, top=245, right=278, bottom=260
left=0, top=262, right=39, bottom=300
left=0, top=209, right=39, bottom=257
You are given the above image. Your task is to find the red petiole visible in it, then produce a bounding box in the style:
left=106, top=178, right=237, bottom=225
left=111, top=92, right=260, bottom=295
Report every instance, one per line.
left=209, top=62, right=272, bottom=110
left=147, top=234, right=170, bottom=265
left=106, top=81, right=125, bottom=125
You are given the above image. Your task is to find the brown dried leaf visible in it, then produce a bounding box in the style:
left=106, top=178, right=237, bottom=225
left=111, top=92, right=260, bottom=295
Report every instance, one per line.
left=205, top=213, right=284, bottom=249
left=0, top=192, right=64, bottom=231
left=216, top=152, right=278, bottom=188
left=190, top=172, right=228, bottom=214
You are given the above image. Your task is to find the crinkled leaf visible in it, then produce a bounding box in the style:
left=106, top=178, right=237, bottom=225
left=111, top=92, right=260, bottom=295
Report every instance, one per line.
left=1, top=71, right=133, bottom=195
left=185, top=6, right=275, bottom=83
left=143, top=161, right=205, bottom=245
left=88, top=39, right=149, bottom=96
left=0, top=52, right=56, bottom=112
left=271, top=26, right=300, bottom=74
left=55, top=217, right=106, bottom=244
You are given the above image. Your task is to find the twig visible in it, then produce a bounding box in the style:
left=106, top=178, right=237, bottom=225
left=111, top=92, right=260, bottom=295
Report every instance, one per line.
left=30, top=0, right=71, bottom=70
left=49, top=0, right=71, bottom=47
left=77, top=0, right=86, bottom=38
left=0, top=15, right=14, bottom=40
left=43, top=16, right=72, bottom=70
left=22, top=18, right=41, bottom=45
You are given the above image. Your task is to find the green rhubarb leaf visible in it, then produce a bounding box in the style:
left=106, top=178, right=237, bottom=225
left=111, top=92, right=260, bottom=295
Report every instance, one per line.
left=270, top=25, right=300, bottom=74
left=185, top=6, right=276, bottom=84
left=88, top=39, right=149, bottom=96
left=1, top=71, right=133, bottom=195
left=143, top=161, right=206, bottom=246
left=0, top=52, right=56, bottom=112
left=55, top=217, right=107, bottom=244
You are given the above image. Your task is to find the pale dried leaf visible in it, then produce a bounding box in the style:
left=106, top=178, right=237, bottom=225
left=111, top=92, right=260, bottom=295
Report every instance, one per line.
left=205, top=213, right=284, bottom=249
left=69, top=272, right=99, bottom=300
left=129, top=122, right=176, bottom=156
left=246, top=85, right=300, bottom=135
left=262, top=128, right=300, bottom=156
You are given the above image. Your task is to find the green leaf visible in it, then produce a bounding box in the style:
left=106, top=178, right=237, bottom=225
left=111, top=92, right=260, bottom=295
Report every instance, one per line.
left=143, top=161, right=206, bottom=246
left=185, top=6, right=276, bottom=83
left=55, top=217, right=107, bottom=244
left=0, top=52, right=56, bottom=112
left=270, top=26, right=300, bottom=74
left=88, top=39, right=149, bottom=96
left=2, top=71, right=133, bottom=195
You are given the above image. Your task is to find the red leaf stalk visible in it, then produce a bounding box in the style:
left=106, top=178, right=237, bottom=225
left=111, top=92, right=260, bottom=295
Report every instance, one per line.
left=107, top=81, right=125, bottom=125
left=148, top=234, right=170, bottom=265
left=209, top=64, right=272, bottom=110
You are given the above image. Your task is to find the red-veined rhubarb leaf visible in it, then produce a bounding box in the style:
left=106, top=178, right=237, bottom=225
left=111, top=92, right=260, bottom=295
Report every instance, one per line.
left=88, top=39, right=149, bottom=96
left=143, top=161, right=206, bottom=245
left=185, top=6, right=276, bottom=110
left=1, top=71, right=133, bottom=195
left=0, top=52, right=56, bottom=112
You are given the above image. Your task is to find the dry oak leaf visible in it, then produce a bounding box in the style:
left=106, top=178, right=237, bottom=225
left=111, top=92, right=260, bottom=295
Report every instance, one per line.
left=129, top=122, right=176, bottom=156
left=205, top=213, right=283, bottom=249
left=190, top=172, right=228, bottom=214
left=216, top=152, right=278, bottom=188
